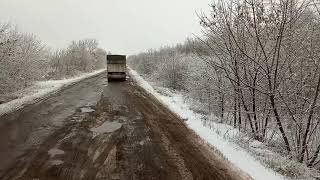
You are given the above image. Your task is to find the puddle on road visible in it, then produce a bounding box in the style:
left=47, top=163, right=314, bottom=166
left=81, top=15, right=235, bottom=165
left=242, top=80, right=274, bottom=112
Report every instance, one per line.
left=48, top=148, right=65, bottom=158
left=91, top=121, right=122, bottom=138
left=50, top=159, right=64, bottom=166
left=80, top=107, right=95, bottom=113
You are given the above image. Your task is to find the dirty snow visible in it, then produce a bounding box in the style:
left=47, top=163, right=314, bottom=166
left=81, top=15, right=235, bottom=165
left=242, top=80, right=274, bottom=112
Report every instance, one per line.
left=0, top=69, right=106, bottom=116
left=129, top=68, right=286, bottom=180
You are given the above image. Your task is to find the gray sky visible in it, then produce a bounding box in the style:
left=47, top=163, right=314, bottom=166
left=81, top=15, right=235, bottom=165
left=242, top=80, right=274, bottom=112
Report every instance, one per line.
left=0, top=0, right=210, bottom=55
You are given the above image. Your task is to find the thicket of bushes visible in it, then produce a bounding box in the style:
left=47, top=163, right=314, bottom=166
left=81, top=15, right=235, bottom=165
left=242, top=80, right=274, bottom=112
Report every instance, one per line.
left=0, top=23, right=106, bottom=96
left=129, top=0, right=320, bottom=174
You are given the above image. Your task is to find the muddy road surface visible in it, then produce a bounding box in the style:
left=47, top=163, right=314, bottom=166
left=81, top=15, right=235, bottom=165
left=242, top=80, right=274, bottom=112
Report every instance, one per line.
left=0, top=73, right=251, bottom=180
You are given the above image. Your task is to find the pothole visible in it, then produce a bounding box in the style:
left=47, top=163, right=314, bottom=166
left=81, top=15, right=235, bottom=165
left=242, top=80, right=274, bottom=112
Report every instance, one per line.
left=80, top=107, right=95, bottom=113
left=50, top=159, right=64, bottom=166
left=48, top=148, right=65, bottom=158
left=90, top=121, right=122, bottom=138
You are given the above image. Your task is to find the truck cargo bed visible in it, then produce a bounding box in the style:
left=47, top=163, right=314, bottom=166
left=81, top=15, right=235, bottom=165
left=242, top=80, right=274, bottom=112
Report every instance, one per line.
left=107, top=55, right=127, bottom=81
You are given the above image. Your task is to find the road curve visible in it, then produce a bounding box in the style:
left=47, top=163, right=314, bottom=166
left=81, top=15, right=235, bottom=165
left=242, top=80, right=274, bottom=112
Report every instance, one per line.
left=0, top=72, right=252, bottom=180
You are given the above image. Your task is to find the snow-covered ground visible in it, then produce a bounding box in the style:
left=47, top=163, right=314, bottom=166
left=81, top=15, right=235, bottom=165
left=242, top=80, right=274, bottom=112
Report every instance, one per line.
left=129, top=68, right=286, bottom=180
left=0, top=69, right=106, bottom=116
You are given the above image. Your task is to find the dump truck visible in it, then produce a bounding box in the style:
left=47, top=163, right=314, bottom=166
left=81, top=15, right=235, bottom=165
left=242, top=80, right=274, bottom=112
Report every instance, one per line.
left=107, top=55, right=127, bottom=81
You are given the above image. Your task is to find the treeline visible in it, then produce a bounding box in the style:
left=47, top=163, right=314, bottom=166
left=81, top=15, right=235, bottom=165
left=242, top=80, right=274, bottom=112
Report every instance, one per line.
left=0, top=23, right=106, bottom=95
left=129, top=0, right=320, bottom=170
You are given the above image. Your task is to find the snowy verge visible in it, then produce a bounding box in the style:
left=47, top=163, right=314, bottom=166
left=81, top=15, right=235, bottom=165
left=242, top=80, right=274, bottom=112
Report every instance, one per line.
left=0, top=69, right=106, bottom=116
left=128, top=68, right=286, bottom=180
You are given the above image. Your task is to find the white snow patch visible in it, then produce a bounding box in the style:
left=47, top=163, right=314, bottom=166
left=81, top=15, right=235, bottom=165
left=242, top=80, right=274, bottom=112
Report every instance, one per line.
left=250, top=140, right=264, bottom=148
left=128, top=68, right=286, bottom=180
left=0, top=69, right=106, bottom=116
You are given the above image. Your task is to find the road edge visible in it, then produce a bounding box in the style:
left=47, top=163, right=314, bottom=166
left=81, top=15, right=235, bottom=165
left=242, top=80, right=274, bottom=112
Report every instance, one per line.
left=128, top=67, right=254, bottom=180
left=0, top=69, right=107, bottom=118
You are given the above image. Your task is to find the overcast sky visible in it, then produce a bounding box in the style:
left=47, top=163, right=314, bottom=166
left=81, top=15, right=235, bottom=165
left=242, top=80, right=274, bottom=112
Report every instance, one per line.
left=0, top=0, right=211, bottom=55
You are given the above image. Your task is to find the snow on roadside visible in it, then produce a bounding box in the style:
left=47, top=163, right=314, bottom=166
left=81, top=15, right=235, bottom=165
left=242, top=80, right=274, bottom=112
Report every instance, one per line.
left=129, top=68, right=286, bottom=180
left=0, top=69, right=106, bottom=116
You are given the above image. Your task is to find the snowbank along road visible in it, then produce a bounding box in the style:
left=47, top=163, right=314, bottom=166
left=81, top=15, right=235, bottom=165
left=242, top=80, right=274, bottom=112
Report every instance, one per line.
left=0, top=72, right=252, bottom=180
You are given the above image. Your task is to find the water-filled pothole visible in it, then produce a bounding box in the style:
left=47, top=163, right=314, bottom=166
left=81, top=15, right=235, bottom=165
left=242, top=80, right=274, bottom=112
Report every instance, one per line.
left=80, top=107, right=95, bottom=113
left=90, top=121, right=122, bottom=138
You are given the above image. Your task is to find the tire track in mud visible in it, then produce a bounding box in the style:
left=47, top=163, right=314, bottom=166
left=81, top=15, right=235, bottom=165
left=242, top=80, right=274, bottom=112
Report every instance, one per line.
left=0, top=77, right=252, bottom=180
left=0, top=73, right=106, bottom=175
left=130, top=83, right=252, bottom=180
left=1, top=102, right=124, bottom=180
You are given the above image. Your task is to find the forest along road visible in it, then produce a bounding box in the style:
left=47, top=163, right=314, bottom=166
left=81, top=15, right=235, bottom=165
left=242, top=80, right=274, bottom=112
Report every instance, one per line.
left=0, top=72, right=252, bottom=180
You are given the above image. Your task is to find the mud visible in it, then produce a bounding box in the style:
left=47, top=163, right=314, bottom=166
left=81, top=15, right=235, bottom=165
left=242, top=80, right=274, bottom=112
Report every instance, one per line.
left=0, top=73, right=252, bottom=180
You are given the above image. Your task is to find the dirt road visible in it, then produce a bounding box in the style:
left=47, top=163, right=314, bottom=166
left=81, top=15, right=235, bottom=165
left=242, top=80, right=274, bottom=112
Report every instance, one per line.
left=0, top=73, right=251, bottom=180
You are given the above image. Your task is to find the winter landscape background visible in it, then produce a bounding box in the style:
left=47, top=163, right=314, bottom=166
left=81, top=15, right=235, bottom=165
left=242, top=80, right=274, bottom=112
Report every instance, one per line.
left=1, top=0, right=320, bottom=179
left=128, top=0, right=320, bottom=179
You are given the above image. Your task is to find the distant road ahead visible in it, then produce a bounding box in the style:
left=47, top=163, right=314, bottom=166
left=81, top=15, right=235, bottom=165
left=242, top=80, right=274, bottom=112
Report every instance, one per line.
left=0, top=73, right=251, bottom=180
